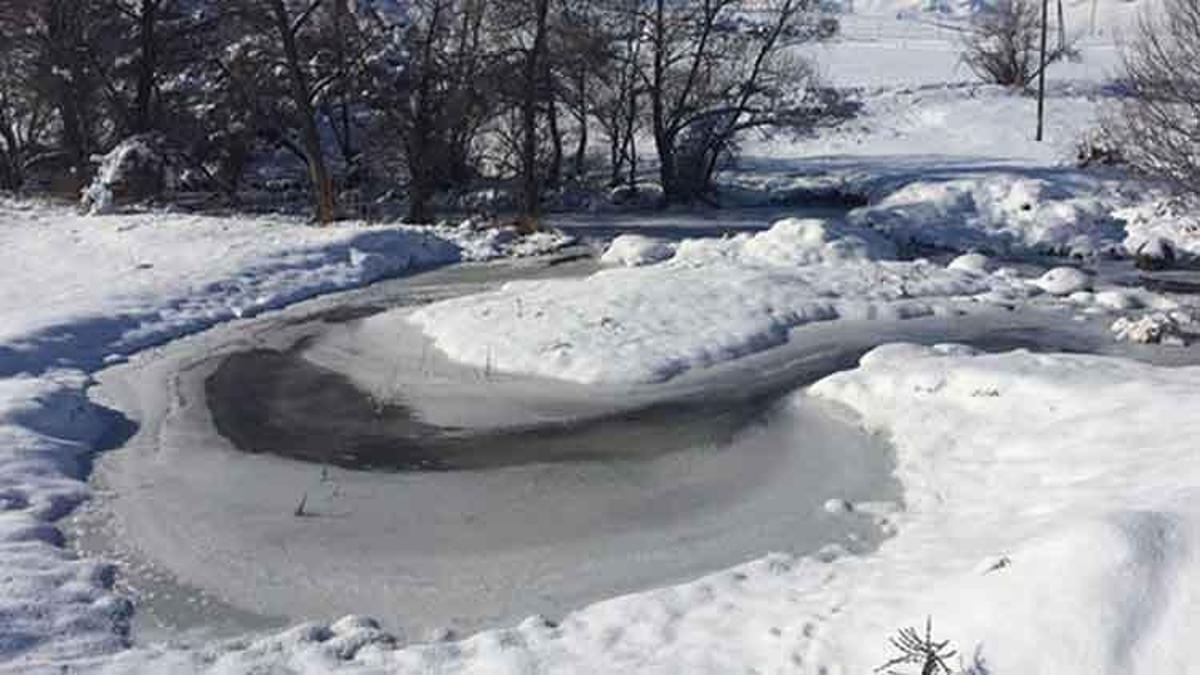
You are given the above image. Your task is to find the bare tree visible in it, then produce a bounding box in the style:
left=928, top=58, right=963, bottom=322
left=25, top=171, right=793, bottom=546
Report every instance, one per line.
left=1105, top=0, right=1200, bottom=195
left=218, top=0, right=344, bottom=222
left=962, top=0, right=1074, bottom=88
left=356, top=0, right=494, bottom=223
left=635, top=0, right=828, bottom=204
left=0, top=11, right=54, bottom=190
left=518, top=0, right=552, bottom=224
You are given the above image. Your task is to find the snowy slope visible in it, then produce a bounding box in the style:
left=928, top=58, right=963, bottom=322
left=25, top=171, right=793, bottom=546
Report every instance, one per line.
left=806, top=344, right=1200, bottom=674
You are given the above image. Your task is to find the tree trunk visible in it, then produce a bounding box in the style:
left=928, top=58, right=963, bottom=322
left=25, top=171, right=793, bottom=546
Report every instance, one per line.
left=649, top=0, right=676, bottom=200
left=547, top=99, right=562, bottom=191
left=573, top=71, right=587, bottom=179
left=271, top=0, right=337, bottom=224
left=518, top=0, right=551, bottom=224
left=133, top=0, right=159, bottom=133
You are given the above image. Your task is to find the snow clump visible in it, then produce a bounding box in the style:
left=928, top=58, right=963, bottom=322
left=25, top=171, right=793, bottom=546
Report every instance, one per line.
left=947, top=252, right=992, bottom=274
left=1031, top=266, right=1092, bottom=295
left=600, top=234, right=676, bottom=267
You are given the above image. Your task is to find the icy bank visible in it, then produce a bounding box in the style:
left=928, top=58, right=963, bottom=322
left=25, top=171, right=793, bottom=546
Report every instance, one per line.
left=806, top=345, right=1200, bottom=673
left=407, top=218, right=1027, bottom=384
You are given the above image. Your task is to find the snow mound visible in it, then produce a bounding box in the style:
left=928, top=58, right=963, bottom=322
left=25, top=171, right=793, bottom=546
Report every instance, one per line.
left=1031, top=266, right=1092, bottom=295
left=946, top=252, right=991, bottom=274
left=733, top=217, right=897, bottom=265
left=600, top=234, right=676, bottom=267
left=408, top=220, right=1022, bottom=384
left=850, top=174, right=1127, bottom=258
left=808, top=346, right=1200, bottom=674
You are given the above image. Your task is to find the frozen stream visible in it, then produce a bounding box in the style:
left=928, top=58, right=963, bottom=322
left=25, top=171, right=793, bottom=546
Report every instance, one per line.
left=66, top=243, right=1195, bottom=648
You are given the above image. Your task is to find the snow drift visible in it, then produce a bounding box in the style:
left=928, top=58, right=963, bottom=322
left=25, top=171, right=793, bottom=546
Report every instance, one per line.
left=407, top=218, right=1026, bottom=384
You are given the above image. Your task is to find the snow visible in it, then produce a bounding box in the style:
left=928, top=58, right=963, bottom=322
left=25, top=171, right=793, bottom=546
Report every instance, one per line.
left=0, top=372, right=133, bottom=664
left=5, top=5, right=1200, bottom=671
left=599, top=234, right=675, bottom=267
left=1031, top=266, right=1093, bottom=295
left=1111, top=311, right=1196, bottom=346
left=406, top=217, right=1029, bottom=384
left=802, top=345, right=1200, bottom=674
left=79, top=342, right=1200, bottom=675
left=850, top=173, right=1129, bottom=257
left=946, top=252, right=991, bottom=273
left=0, top=199, right=565, bottom=374
left=1117, top=197, right=1200, bottom=264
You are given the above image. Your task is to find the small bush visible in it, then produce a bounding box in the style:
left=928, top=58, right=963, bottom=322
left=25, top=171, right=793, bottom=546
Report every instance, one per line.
left=1103, top=0, right=1200, bottom=196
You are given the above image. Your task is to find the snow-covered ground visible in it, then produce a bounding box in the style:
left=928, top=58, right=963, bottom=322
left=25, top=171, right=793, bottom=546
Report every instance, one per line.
left=0, top=199, right=571, bottom=375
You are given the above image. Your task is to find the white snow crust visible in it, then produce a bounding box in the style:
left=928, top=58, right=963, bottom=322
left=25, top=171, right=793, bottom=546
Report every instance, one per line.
left=850, top=173, right=1129, bottom=257
left=599, top=234, right=676, bottom=267
left=407, top=217, right=1022, bottom=384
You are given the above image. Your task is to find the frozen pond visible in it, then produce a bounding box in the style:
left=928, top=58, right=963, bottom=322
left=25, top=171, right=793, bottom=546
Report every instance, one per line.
left=67, top=250, right=1181, bottom=647
left=71, top=257, right=903, bottom=644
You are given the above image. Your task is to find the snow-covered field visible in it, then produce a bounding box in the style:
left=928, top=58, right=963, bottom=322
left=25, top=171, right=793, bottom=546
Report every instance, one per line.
left=6, top=4, right=1200, bottom=674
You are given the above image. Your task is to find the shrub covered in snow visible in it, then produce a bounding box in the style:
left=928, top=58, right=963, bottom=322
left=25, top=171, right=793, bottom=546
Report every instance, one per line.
left=1104, top=0, right=1200, bottom=197
left=1116, top=197, right=1200, bottom=268
left=80, top=134, right=174, bottom=215
left=1111, top=311, right=1194, bottom=346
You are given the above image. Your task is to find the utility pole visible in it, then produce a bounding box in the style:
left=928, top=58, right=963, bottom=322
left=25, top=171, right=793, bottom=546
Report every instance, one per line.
left=1036, top=0, right=1049, bottom=142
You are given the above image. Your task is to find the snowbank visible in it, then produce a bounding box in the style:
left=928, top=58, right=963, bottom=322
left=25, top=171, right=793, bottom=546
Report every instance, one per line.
left=0, top=201, right=566, bottom=375
left=850, top=173, right=1128, bottom=257
left=0, top=372, right=133, bottom=664
left=805, top=345, right=1200, bottom=674
left=408, top=218, right=1025, bottom=384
